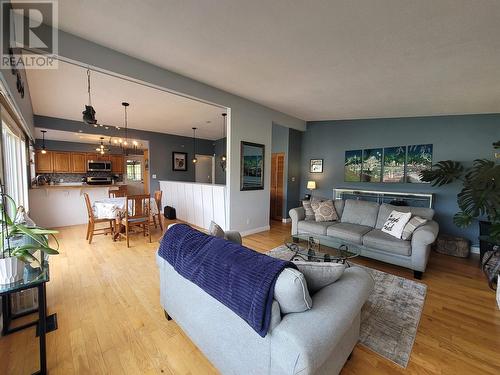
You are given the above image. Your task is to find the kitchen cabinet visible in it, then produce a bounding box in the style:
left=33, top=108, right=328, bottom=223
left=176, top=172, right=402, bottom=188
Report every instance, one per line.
left=35, top=150, right=53, bottom=173
left=52, top=152, right=71, bottom=173
left=110, top=154, right=124, bottom=173
left=71, top=153, right=87, bottom=173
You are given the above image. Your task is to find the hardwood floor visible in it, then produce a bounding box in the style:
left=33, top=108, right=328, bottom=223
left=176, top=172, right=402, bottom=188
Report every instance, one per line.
left=1, top=220, right=499, bottom=374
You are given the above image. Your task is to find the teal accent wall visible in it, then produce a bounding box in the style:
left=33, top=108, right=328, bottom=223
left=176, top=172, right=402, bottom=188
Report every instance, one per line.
left=300, top=114, right=500, bottom=244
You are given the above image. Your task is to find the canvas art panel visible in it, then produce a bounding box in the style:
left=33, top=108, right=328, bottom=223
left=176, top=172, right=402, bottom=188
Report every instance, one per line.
left=172, top=152, right=187, bottom=171
left=383, top=146, right=406, bottom=183
left=362, top=148, right=383, bottom=182
left=344, top=150, right=362, bottom=182
left=310, top=159, right=323, bottom=173
left=406, top=144, right=433, bottom=183
left=240, top=141, right=265, bottom=190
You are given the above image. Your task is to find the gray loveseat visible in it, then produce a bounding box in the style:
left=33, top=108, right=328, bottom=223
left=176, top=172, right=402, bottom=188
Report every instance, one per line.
left=157, top=253, right=373, bottom=374
left=290, top=200, right=439, bottom=279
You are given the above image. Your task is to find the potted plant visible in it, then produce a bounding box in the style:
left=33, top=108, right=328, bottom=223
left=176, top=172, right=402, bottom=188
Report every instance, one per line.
left=0, top=191, right=59, bottom=285
left=420, top=142, right=499, bottom=243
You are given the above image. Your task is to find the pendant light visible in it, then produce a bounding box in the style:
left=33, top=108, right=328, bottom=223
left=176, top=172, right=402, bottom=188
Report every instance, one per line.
left=82, top=69, right=97, bottom=125
left=95, top=137, right=107, bottom=155
left=192, top=127, right=198, bottom=163
left=40, top=130, right=47, bottom=154
left=122, top=102, right=129, bottom=155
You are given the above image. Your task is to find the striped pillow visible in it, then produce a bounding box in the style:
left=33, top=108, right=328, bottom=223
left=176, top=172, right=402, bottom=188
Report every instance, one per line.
left=401, top=216, right=428, bottom=240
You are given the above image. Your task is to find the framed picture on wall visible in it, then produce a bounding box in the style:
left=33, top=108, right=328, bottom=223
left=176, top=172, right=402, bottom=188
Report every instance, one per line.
left=406, top=144, right=433, bottom=183
left=172, top=152, right=188, bottom=171
left=344, top=150, right=362, bottom=181
left=383, top=146, right=406, bottom=183
left=361, top=148, right=383, bottom=182
left=240, top=141, right=265, bottom=190
left=310, top=159, right=323, bottom=173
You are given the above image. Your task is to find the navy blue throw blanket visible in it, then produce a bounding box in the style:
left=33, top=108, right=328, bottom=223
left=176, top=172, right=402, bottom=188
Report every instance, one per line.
left=158, top=224, right=296, bottom=337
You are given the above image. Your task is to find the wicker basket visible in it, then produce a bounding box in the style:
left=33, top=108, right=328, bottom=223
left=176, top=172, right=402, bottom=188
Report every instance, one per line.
left=434, top=234, right=470, bottom=258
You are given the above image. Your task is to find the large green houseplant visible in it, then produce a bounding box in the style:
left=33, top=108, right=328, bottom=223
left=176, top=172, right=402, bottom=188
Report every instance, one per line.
left=0, top=191, right=59, bottom=284
left=420, top=143, right=500, bottom=242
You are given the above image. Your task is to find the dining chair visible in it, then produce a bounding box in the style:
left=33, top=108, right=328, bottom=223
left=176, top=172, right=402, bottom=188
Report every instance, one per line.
left=124, top=194, right=152, bottom=247
left=83, top=193, right=114, bottom=244
left=152, top=190, right=164, bottom=231
left=108, top=185, right=128, bottom=198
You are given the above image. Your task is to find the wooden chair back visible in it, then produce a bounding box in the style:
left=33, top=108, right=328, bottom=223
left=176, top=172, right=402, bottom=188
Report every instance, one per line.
left=109, top=185, right=128, bottom=198
left=125, top=194, right=151, bottom=220
left=154, top=190, right=162, bottom=211
left=83, top=193, right=94, bottom=222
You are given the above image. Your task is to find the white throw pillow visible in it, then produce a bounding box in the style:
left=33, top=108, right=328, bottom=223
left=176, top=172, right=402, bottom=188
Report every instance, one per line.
left=381, top=210, right=412, bottom=239
left=293, top=261, right=346, bottom=293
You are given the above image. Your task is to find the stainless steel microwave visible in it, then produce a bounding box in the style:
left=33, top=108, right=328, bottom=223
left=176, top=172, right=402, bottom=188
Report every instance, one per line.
left=87, top=160, right=111, bottom=172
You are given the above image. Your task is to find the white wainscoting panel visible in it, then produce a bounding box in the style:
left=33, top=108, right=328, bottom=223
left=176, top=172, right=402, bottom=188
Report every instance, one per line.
left=160, top=181, right=227, bottom=230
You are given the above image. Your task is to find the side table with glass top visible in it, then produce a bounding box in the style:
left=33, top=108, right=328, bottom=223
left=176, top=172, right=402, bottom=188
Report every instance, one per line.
left=0, top=258, right=57, bottom=375
left=285, top=233, right=361, bottom=265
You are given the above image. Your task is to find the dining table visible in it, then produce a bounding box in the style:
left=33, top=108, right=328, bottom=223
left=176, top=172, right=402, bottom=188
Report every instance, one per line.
left=93, top=197, right=159, bottom=240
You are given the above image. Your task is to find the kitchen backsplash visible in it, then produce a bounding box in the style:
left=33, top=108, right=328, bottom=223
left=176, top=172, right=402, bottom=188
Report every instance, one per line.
left=36, top=172, right=124, bottom=183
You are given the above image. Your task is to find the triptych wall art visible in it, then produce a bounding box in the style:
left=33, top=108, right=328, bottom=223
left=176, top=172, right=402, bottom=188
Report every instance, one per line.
left=344, top=144, right=433, bottom=183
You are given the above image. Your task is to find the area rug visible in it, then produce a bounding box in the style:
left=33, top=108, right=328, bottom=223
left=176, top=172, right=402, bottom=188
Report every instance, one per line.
left=267, top=246, right=427, bottom=368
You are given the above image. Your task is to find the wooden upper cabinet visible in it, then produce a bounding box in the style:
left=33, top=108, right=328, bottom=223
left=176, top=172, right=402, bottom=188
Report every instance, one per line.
left=110, top=154, right=124, bottom=173
left=35, top=150, right=53, bottom=173
left=52, top=152, right=71, bottom=173
left=86, top=153, right=98, bottom=162
left=71, top=153, right=87, bottom=173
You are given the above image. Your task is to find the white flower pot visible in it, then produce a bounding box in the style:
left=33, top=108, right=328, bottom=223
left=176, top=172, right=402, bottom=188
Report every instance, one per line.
left=0, top=257, right=25, bottom=285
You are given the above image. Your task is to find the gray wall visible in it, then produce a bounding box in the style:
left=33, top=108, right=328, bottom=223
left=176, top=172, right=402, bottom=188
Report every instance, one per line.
left=35, top=116, right=216, bottom=191
left=300, top=114, right=500, bottom=244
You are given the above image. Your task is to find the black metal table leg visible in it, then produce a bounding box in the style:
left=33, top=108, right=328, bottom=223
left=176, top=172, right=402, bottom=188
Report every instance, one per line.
left=33, top=284, right=47, bottom=375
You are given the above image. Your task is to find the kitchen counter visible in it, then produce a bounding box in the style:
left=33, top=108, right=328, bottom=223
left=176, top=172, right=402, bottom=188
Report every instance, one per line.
left=30, top=184, right=124, bottom=190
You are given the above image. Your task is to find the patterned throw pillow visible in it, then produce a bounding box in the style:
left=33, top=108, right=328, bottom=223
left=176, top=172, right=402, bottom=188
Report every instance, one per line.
left=381, top=210, right=412, bottom=239
left=311, top=199, right=339, bottom=222
left=401, top=216, right=428, bottom=240
left=302, top=200, right=315, bottom=221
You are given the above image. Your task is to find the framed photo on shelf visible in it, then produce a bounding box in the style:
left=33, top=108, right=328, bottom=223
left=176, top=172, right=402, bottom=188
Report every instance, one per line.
left=240, top=141, right=265, bottom=190
left=310, top=159, right=323, bottom=173
left=172, top=152, right=188, bottom=171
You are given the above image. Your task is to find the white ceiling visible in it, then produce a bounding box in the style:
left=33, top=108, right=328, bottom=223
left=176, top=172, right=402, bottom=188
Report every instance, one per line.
left=34, top=128, right=149, bottom=149
left=50, top=0, right=500, bottom=121
left=26, top=61, right=227, bottom=140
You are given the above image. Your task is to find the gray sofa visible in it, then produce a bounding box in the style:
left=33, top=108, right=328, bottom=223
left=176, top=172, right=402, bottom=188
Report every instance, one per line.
left=290, top=200, right=439, bottom=279
left=157, top=254, right=374, bottom=374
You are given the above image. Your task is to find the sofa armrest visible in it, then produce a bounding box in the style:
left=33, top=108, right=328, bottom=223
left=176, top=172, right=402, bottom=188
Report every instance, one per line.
left=270, top=267, right=374, bottom=374
left=289, top=207, right=305, bottom=235
left=411, top=220, right=439, bottom=272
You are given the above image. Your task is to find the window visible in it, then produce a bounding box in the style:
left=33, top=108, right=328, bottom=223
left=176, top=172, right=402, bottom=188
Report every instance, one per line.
left=1, top=106, right=29, bottom=211
left=126, top=159, right=142, bottom=181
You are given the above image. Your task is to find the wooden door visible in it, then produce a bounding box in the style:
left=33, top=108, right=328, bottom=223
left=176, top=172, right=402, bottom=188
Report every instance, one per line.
left=110, top=154, right=124, bottom=173
left=71, top=152, right=87, bottom=173
left=35, top=150, right=53, bottom=173
left=270, top=153, right=285, bottom=221
left=52, top=152, right=71, bottom=173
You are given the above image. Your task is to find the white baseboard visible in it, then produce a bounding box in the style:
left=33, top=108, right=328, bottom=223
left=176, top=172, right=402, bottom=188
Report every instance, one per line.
left=240, top=225, right=271, bottom=237
left=282, top=218, right=291, bottom=224
left=471, top=246, right=479, bottom=254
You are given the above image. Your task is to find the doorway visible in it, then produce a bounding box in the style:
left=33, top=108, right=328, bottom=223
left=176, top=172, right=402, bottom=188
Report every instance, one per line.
left=270, top=152, right=285, bottom=221
left=124, top=155, right=145, bottom=194
left=195, top=154, right=214, bottom=184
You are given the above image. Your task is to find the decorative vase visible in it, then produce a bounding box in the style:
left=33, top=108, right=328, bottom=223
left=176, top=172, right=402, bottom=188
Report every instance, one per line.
left=0, top=257, right=25, bottom=285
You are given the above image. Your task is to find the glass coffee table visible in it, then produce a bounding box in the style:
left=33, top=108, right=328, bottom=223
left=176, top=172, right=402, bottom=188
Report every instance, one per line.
left=285, top=233, right=360, bottom=266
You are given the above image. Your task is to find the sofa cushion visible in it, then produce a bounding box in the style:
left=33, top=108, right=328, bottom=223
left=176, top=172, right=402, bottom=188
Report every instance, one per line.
left=334, top=199, right=345, bottom=218
left=293, top=261, right=346, bottom=293
left=326, top=222, right=372, bottom=244
left=302, top=200, right=315, bottom=220
left=363, top=229, right=412, bottom=256
left=274, top=268, right=312, bottom=314
left=401, top=216, right=428, bottom=240
left=341, top=199, right=380, bottom=227
left=298, top=220, right=336, bottom=235
left=208, top=221, right=225, bottom=238
left=375, top=203, right=435, bottom=229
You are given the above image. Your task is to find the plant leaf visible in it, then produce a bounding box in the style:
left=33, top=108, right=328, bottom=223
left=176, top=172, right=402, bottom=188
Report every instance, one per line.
left=420, top=160, right=464, bottom=186
left=453, top=211, right=474, bottom=228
